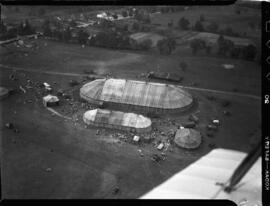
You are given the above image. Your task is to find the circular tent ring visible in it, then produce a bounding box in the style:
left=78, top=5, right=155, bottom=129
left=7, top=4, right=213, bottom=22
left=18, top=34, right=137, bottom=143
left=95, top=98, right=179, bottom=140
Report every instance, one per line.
left=174, top=128, right=202, bottom=149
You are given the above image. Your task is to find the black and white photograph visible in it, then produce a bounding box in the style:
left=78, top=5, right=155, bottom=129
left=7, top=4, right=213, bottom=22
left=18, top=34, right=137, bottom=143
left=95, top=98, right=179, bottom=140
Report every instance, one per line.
left=0, top=0, right=264, bottom=205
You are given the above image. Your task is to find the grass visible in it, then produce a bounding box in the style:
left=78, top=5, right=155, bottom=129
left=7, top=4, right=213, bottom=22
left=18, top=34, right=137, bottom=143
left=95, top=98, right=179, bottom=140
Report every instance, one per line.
left=0, top=5, right=261, bottom=199
left=0, top=38, right=261, bottom=96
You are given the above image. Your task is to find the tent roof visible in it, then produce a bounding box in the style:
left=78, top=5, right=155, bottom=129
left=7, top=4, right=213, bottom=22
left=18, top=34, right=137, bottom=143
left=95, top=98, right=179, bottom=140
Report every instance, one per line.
left=43, top=95, right=59, bottom=103
left=80, top=78, right=193, bottom=109
left=83, top=109, right=151, bottom=129
left=174, top=128, right=202, bottom=149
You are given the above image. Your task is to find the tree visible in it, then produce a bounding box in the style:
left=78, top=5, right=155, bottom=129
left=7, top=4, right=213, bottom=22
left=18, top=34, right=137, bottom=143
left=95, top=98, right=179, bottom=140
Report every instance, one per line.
left=128, top=7, right=134, bottom=17
left=178, top=17, right=190, bottom=30
left=168, top=19, right=173, bottom=28
left=17, top=20, right=35, bottom=35
left=248, top=22, right=255, bottom=30
left=190, top=38, right=206, bottom=55
left=69, top=20, right=77, bottom=27
left=200, top=14, right=205, bottom=22
left=42, top=20, right=52, bottom=37
left=160, top=7, right=170, bottom=13
left=123, top=24, right=129, bottom=32
left=179, top=61, right=188, bottom=72
left=167, top=38, right=176, bottom=52
left=112, top=13, right=118, bottom=20
left=194, top=20, right=204, bottom=32
left=206, top=45, right=212, bottom=54
left=122, top=10, right=128, bottom=18
left=223, top=26, right=234, bottom=36
left=15, top=7, right=20, bottom=12
left=63, top=26, right=71, bottom=42
left=242, top=44, right=257, bottom=61
left=230, top=47, right=242, bottom=59
left=207, top=22, right=219, bottom=33
left=132, top=22, right=140, bottom=31
left=217, top=35, right=234, bottom=56
left=157, top=38, right=176, bottom=55
left=78, top=29, right=89, bottom=44
left=38, top=7, right=46, bottom=16
left=139, top=39, right=152, bottom=50
left=0, top=21, right=7, bottom=34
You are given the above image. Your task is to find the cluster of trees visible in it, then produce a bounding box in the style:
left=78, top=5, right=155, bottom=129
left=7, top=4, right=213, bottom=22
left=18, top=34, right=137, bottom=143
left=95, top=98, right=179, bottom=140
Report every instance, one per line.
left=177, top=15, right=241, bottom=38
left=157, top=38, right=176, bottom=55
left=42, top=20, right=74, bottom=43
left=17, top=20, right=36, bottom=35
left=217, top=35, right=257, bottom=61
left=0, top=20, right=35, bottom=40
left=178, top=17, right=190, bottom=30
left=131, top=22, right=151, bottom=32
left=159, top=6, right=186, bottom=13
left=178, top=16, right=205, bottom=31
left=89, top=31, right=130, bottom=49
left=189, top=35, right=257, bottom=61
left=134, top=11, right=151, bottom=24
left=190, top=38, right=211, bottom=55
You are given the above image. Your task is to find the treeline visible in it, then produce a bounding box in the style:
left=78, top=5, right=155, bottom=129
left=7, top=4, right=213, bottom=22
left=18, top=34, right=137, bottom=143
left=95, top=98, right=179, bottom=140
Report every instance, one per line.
left=189, top=35, right=257, bottom=61
left=0, top=20, right=36, bottom=40
left=177, top=15, right=245, bottom=37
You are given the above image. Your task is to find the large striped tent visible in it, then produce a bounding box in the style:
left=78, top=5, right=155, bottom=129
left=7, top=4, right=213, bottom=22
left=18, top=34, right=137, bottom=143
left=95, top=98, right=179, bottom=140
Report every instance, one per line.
left=83, top=109, right=152, bottom=133
left=80, top=78, right=193, bottom=113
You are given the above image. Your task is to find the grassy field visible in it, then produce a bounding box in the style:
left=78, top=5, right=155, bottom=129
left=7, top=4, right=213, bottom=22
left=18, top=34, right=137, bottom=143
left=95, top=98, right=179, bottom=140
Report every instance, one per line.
left=0, top=5, right=261, bottom=199
left=0, top=39, right=261, bottom=95
left=150, top=6, right=261, bottom=39
left=0, top=67, right=261, bottom=198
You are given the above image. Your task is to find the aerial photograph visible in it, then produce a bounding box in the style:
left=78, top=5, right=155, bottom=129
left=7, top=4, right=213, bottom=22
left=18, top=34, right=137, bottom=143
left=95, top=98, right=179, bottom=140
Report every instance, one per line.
left=0, top=1, right=262, bottom=204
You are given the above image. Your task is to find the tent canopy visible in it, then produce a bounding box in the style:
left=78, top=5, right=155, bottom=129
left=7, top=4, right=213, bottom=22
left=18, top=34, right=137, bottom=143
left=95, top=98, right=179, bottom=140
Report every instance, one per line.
left=83, top=108, right=152, bottom=129
left=174, top=128, right=202, bottom=149
left=80, top=78, right=193, bottom=110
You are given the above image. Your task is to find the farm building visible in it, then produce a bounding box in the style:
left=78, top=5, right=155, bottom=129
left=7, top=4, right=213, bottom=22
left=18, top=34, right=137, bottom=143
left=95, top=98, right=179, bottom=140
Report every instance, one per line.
left=83, top=109, right=152, bottom=133
left=129, top=32, right=165, bottom=47
left=80, top=78, right=193, bottom=113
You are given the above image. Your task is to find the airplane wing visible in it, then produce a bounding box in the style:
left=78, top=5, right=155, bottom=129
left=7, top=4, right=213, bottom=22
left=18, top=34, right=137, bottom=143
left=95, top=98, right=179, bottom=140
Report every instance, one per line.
left=140, top=148, right=261, bottom=206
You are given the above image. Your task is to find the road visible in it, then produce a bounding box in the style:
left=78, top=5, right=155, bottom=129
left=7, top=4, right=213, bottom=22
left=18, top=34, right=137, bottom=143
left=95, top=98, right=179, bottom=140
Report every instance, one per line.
left=0, top=64, right=261, bottom=101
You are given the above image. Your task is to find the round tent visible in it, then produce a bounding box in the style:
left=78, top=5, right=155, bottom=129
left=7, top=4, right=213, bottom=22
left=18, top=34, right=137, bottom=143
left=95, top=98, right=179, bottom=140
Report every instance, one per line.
left=80, top=78, right=193, bottom=113
left=174, top=128, right=202, bottom=149
left=83, top=108, right=152, bottom=133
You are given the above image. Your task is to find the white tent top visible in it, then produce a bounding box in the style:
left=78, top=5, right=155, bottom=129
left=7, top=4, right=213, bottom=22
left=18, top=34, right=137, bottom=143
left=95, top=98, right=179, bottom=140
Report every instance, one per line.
left=174, top=128, right=202, bottom=149
left=83, top=109, right=152, bottom=129
left=43, top=95, right=59, bottom=103
left=80, top=78, right=193, bottom=110
left=140, top=148, right=261, bottom=206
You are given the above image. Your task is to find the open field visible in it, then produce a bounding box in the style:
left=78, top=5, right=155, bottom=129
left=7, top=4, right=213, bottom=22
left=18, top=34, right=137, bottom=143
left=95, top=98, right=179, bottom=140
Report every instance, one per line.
left=1, top=4, right=261, bottom=199
left=0, top=39, right=261, bottom=96
left=150, top=6, right=261, bottom=39
left=0, top=37, right=261, bottom=198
